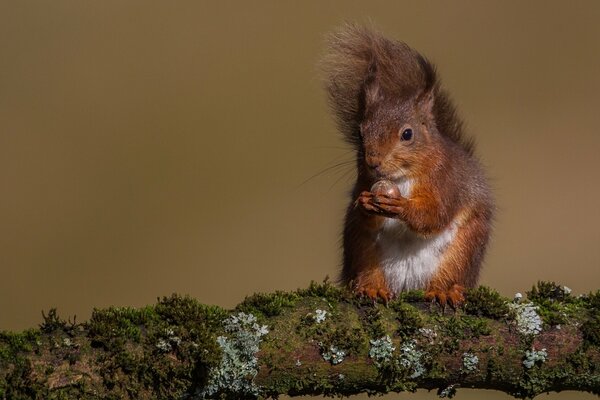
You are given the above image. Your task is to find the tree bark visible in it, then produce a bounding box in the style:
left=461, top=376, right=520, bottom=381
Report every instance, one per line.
left=1, top=281, right=599, bottom=399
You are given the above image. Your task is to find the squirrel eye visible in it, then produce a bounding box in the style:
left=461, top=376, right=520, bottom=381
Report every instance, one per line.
left=401, top=128, right=413, bottom=141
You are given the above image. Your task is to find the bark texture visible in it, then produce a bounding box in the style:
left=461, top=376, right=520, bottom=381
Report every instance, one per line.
left=1, top=281, right=600, bottom=399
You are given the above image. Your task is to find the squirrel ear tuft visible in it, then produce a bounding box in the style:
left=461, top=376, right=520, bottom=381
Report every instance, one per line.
left=417, top=90, right=435, bottom=117
left=362, top=60, right=383, bottom=109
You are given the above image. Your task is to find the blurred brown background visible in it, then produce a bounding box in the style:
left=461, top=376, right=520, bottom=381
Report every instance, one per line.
left=1, top=1, right=599, bottom=398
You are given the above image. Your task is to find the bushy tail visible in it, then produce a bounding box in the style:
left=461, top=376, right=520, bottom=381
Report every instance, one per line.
left=320, top=23, right=435, bottom=147
left=320, top=23, right=473, bottom=155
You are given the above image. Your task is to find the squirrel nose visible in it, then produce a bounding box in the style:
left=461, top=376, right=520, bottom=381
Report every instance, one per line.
left=366, top=155, right=382, bottom=171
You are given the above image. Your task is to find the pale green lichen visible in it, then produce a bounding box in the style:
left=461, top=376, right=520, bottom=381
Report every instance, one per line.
left=508, top=302, right=543, bottom=336
left=438, top=383, right=458, bottom=398
left=399, top=339, right=425, bottom=378
left=514, top=292, right=523, bottom=302
left=523, top=348, right=548, bottom=369
left=419, top=327, right=437, bottom=344
left=461, top=352, right=479, bottom=373
left=369, top=335, right=395, bottom=367
left=200, top=312, right=269, bottom=398
left=314, top=309, right=328, bottom=324
left=156, top=327, right=182, bottom=352
left=320, top=343, right=346, bottom=365
left=156, top=338, right=172, bottom=352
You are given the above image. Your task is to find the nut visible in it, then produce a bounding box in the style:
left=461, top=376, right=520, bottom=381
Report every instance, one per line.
left=370, top=180, right=401, bottom=197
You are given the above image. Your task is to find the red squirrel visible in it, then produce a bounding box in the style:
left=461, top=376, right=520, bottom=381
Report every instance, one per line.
left=321, top=25, right=494, bottom=307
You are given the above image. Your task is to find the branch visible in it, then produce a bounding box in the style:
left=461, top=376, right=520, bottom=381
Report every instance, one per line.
left=1, top=281, right=599, bottom=399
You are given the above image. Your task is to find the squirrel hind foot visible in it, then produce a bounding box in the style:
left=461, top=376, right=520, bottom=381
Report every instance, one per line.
left=425, top=284, right=465, bottom=310
left=356, top=286, right=392, bottom=304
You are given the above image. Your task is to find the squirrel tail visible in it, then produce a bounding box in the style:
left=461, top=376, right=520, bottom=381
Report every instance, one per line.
left=319, top=23, right=436, bottom=147
left=319, top=24, right=473, bottom=155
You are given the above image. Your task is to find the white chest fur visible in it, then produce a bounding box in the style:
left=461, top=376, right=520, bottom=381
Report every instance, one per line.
left=376, top=179, right=457, bottom=293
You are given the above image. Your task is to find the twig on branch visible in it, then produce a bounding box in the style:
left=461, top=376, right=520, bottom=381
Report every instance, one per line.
left=1, top=281, right=599, bottom=399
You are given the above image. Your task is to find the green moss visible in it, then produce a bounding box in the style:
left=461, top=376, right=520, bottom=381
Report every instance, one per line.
left=0, top=329, right=43, bottom=399
left=389, top=301, right=422, bottom=338
left=325, top=326, right=365, bottom=357
left=581, top=315, right=600, bottom=346
left=39, top=308, right=72, bottom=334
left=236, top=291, right=299, bottom=318
left=86, top=306, right=157, bottom=348
left=527, top=281, right=572, bottom=303
left=81, top=295, right=226, bottom=398
left=2, top=286, right=600, bottom=398
left=0, top=329, right=40, bottom=357
left=398, top=290, right=425, bottom=303
left=464, top=286, right=510, bottom=319
left=297, top=278, right=346, bottom=303
left=585, top=290, right=600, bottom=309
left=524, top=282, right=578, bottom=327
left=358, top=304, right=386, bottom=339
left=580, top=290, right=600, bottom=347
left=567, top=349, right=591, bottom=371
left=144, top=296, right=225, bottom=395
left=154, top=294, right=227, bottom=330
left=434, top=315, right=490, bottom=354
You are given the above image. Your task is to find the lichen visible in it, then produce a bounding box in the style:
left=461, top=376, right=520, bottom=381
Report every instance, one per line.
left=514, top=293, right=523, bottom=302
left=320, top=343, right=346, bottom=365
left=2, top=285, right=600, bottom=398
left=156, top=328, right=182, bottom=352
left=461, top=352, right=479, bottom=373
left=508, top=302, right=543, bottom=336
left=419, top=327, right=437, bottom=344
left=369, top=335, right=395, bottom=367
left=314, top=309, right=328, bottom=324
left=200, top=312, right=269, bottom=398
left=525, top=282, right=578, bottom=327
left=523, top=348, right=548, bottom=369
left=438, top=383, right=458, bottom=398
left=399, top=339, right=425, bottom=379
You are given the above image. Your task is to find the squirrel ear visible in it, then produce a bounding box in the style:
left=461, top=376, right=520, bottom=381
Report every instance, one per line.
left=417, top=90, right=435, bottom=117
left=361, top=60, right=383, bottom=110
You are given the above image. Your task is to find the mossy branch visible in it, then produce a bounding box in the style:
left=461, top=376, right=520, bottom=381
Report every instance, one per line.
left=1, top=281, right=600, bottom=399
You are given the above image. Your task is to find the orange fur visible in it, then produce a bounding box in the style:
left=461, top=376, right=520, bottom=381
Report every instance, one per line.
left=323, top=25, right=494, bottom=305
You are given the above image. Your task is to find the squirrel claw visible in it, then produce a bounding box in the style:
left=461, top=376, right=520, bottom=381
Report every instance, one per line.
left=425, top=284, right=465, bottom=311
left=356, top=286, right=391, bottom=305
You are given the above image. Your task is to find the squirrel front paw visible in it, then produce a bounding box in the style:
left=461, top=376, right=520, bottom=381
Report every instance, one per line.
left=356, top=191, right=404, bottom=218
left=425, top=284, right=465, bottom=309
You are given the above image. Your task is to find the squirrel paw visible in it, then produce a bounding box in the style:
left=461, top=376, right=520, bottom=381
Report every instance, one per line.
left=356, top=192, right=403, bottom=218
left=425, top=284, right=465, bottom=310
left=355, top=285, right=392, bottom=304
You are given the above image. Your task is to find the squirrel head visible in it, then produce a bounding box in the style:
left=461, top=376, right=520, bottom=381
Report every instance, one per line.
left=358, top=61, right=440, bottom=181
left=321, top=23, right=474, bottom=181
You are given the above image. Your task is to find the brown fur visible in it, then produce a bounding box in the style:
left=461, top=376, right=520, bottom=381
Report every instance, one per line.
left=321, top=24, right=494, bottom=306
